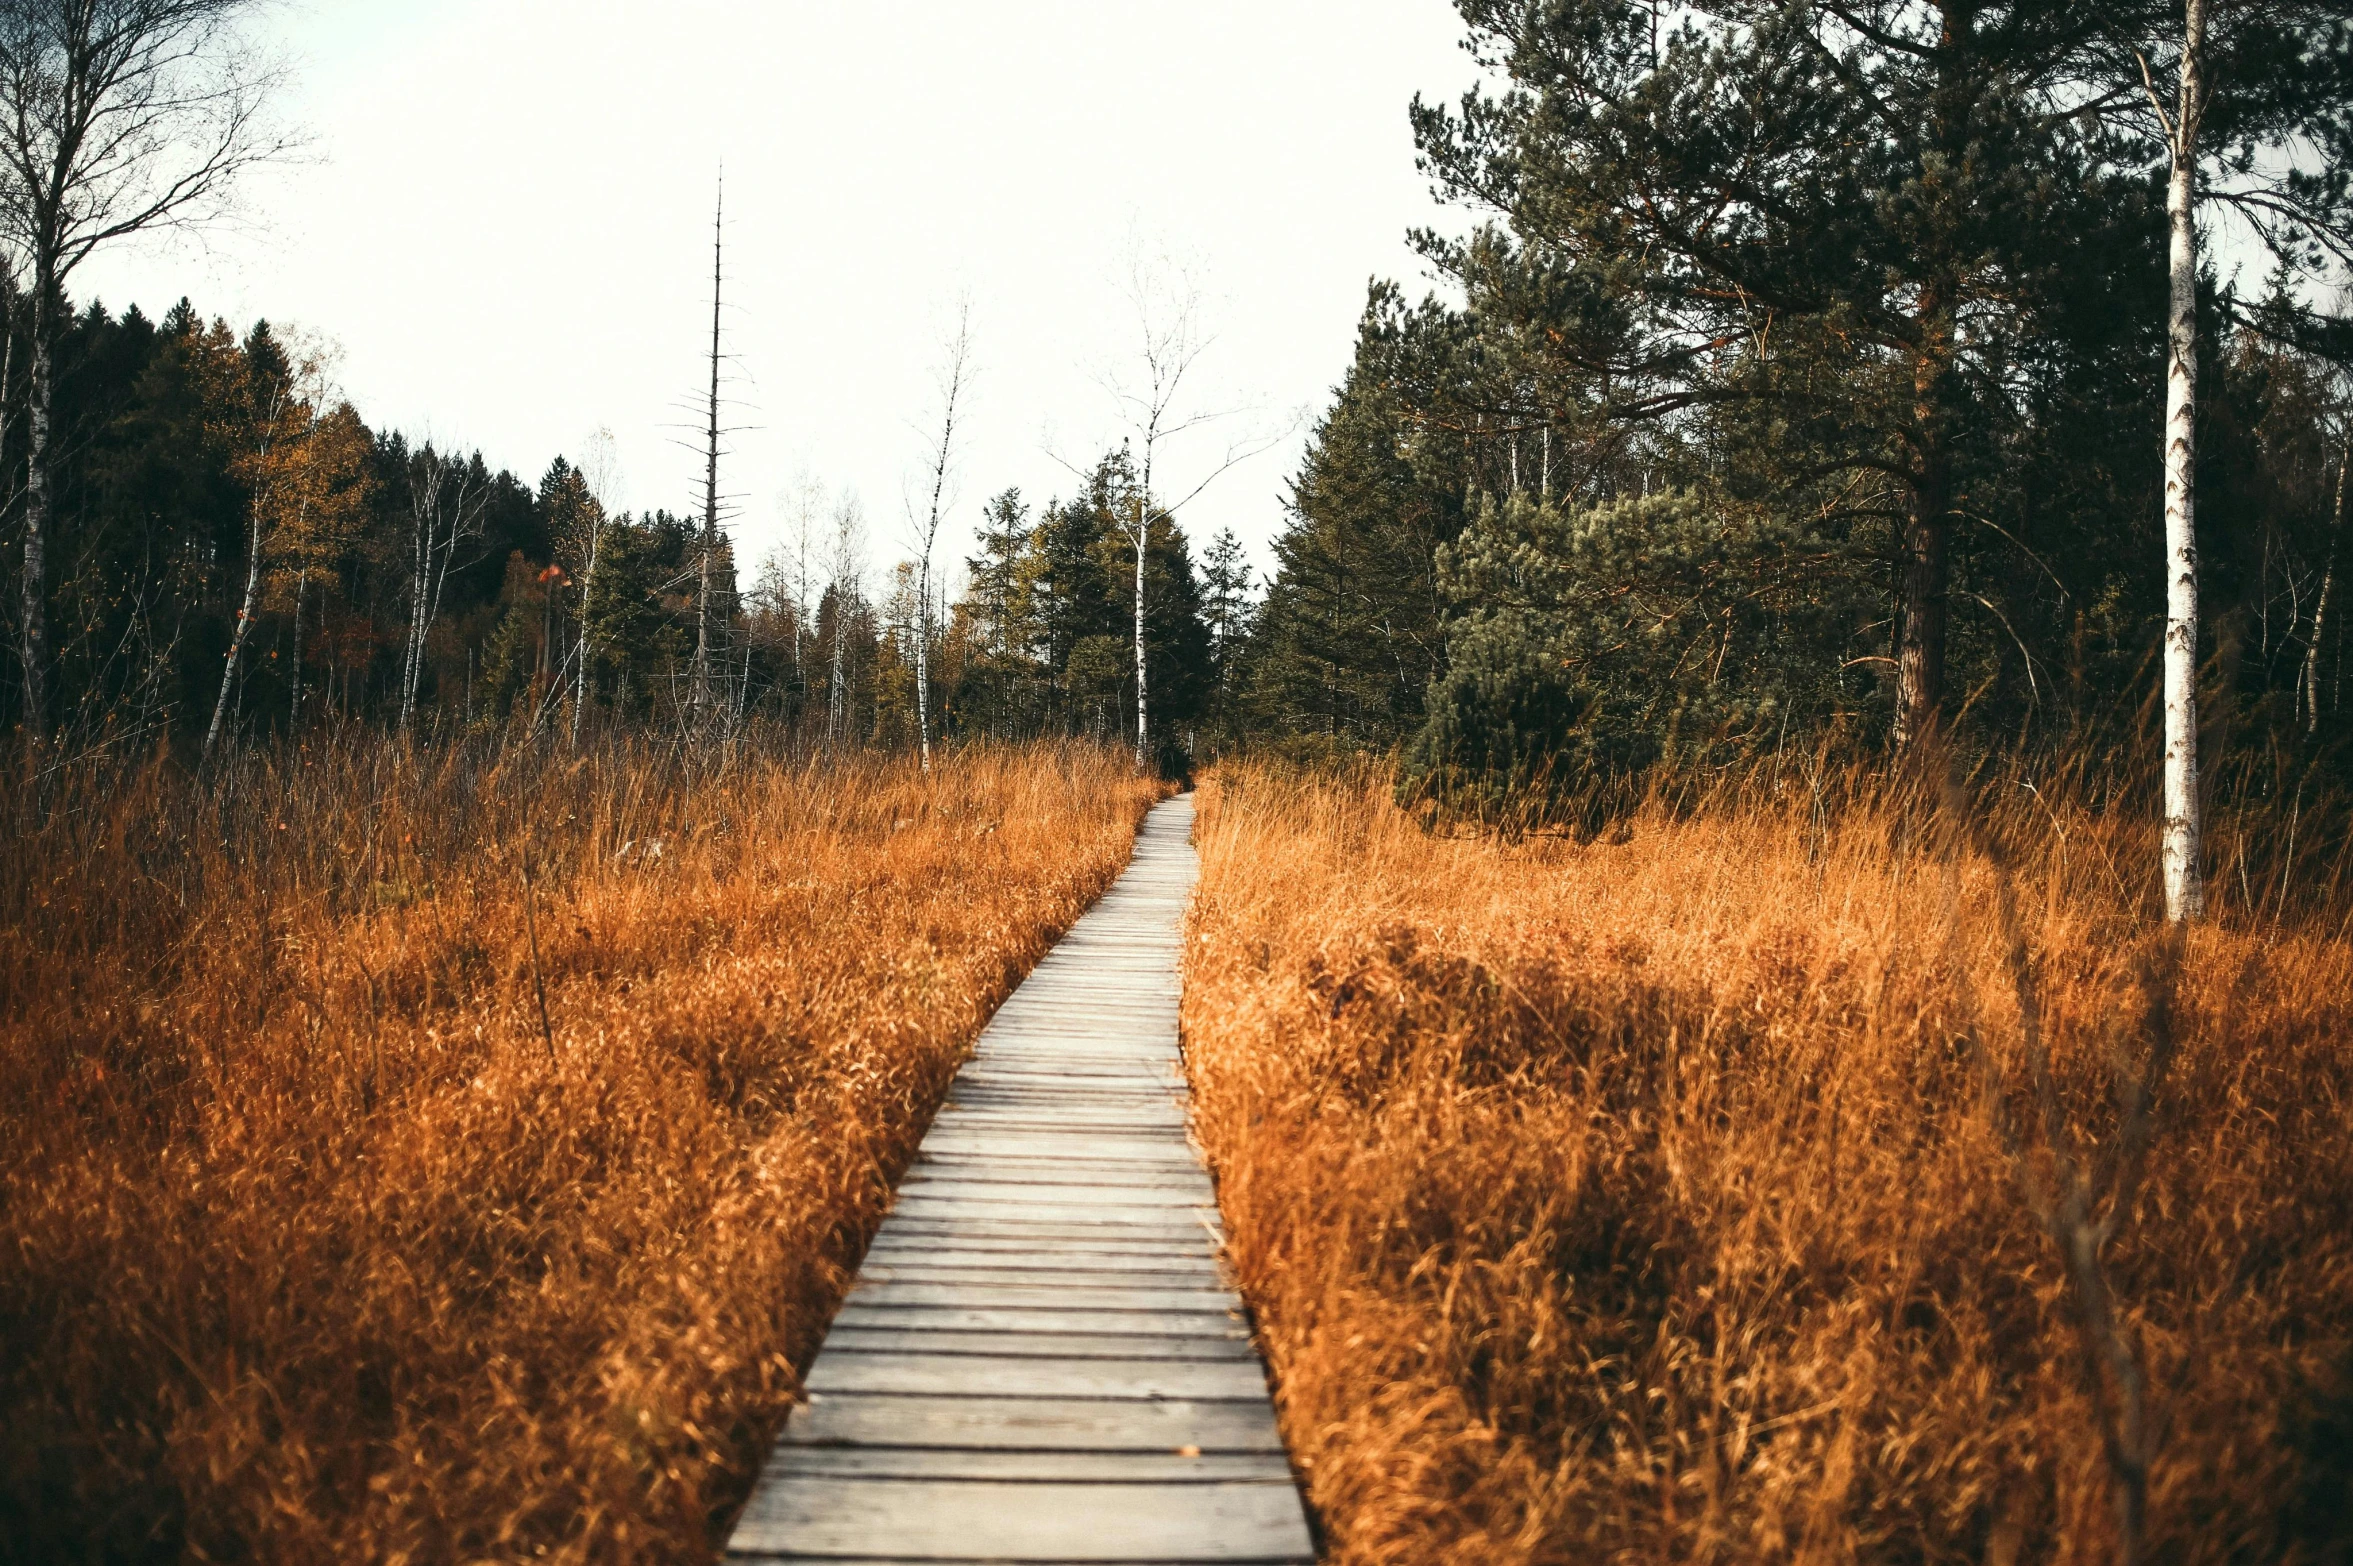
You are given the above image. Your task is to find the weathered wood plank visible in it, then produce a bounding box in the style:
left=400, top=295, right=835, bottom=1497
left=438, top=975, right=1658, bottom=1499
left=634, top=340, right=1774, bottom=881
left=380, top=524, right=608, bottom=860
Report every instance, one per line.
left=857, top=1251, right=1224, bottom=1277
left=762, top=1446, right=1291, bottom=1483
left=724, top=796, right=1310, bottom=1564
left=819, top=1327, right=1255, bottom=1361
left=886, top=1181, right=1214, bottom=1208
left=855, top=1261, right=1225, bottom=1288
left=826, top=1303, right=1246, bottom=1337
left=860, top=1233, right=1216, bottom=1261
left=730, top=1478, right=1313, bottom=1563
left=843, top=1282, right=1235, bottom=1312
left=774, top=1392, right=1288, bottom=1452
left=803, top=1351, right=1274, bottom=1400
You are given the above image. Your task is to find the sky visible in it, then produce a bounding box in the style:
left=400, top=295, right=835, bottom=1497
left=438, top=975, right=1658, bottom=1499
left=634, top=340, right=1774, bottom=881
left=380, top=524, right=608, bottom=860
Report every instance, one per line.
left=73, top=0, right=1482, bottom=594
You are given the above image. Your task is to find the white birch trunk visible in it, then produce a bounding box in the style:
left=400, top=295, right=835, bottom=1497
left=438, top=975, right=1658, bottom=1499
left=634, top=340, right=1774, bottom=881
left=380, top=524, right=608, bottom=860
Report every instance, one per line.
left=203, top=486, right=268, bottom=764
left=2305, top=435, right=2346, bottom=736
left=400, top=483, right=432, bottom=735
left=205, top=384, right=298, bottom=766
left=914, top=558, right=933, bottom=770
left=2160, top=0, right=2209, bottom=922
left=1133, top=518, right=1148, bottom=771
left=830, top=591, right=848, bottom=743
left=571, top=515, right=599, bottom=749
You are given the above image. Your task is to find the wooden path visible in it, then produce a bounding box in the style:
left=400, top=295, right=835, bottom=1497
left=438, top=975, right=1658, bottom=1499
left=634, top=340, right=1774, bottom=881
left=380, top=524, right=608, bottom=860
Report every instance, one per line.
left=725, top=794, right=1314, bottom=1565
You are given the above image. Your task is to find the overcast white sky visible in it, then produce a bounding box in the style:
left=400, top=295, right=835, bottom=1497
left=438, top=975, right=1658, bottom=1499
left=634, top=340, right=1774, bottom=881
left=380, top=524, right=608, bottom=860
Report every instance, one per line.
left=73, top=1, right=1478, bottom=591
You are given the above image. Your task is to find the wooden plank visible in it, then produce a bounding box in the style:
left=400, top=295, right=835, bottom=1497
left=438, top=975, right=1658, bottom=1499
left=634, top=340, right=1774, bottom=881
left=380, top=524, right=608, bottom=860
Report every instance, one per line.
left=774, top=1392, right=1288, bottom=1452
left=910, top=1136, right=1201, bottom=1163
left=859, top=1249, right=1224, bottom=1274
left=884, top=1175, right=1214, bottom=1199
left=844, top=1282, right=1235, bottom=1312
left=860, top=1233, right=1216, bottom=1261
left=898, top=1161, right=1213, bottom=1187
left=730, top=1478, right=1314, bottom=1563
left=879, top=1194, right=1215, bottom=1221
left=819, top=1327, right=1254, bottom=1361
left=804, top=1352, right=1273, bottom=1400
left=828, top=1288, right=1242, bottom=1326
left=861, top=1260, right=1232, bottom=1288
left=864, top=1222, right=1224, bottom=1249
left=763, top=1446, right=1290, bottom=1482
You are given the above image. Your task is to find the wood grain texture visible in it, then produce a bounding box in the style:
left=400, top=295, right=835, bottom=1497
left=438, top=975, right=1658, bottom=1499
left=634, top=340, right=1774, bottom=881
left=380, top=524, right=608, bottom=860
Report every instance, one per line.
left=724, top=796, right=1314, bottom=1565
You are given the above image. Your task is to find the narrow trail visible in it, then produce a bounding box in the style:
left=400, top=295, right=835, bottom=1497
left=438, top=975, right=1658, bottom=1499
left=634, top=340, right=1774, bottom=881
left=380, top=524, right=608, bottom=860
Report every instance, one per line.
left=725, top=793, right=1314, bottom=1565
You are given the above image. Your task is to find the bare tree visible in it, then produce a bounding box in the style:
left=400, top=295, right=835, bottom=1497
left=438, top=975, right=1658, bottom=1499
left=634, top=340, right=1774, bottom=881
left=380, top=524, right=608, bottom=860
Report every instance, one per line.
left=202, top=337, right=340, bottom=765
left=686, top=172, right=736, bottom=736
left=907, top=301, right=974, bottom=772
left=568, top=427, right=618, bottom=749
left=398, top=444, right=485, bottom=736
left=1093, top=248, right=1286, bottom=771
left=826, top=490, right=864, bottom=745
left=777, top=469, right=825, bottom=706
left=0, top=0, right=290, bottom=742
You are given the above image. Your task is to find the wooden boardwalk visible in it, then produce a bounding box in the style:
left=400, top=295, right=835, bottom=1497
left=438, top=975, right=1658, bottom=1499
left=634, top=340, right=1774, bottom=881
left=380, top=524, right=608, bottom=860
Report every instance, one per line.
left=725, top=794, right=1314, bottom=1565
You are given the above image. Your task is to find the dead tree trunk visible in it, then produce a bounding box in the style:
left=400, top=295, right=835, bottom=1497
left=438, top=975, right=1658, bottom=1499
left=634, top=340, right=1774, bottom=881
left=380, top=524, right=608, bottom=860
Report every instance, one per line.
left=689, top=176, right=725, bottom=734
left=912, top=306, right=973, bottom=772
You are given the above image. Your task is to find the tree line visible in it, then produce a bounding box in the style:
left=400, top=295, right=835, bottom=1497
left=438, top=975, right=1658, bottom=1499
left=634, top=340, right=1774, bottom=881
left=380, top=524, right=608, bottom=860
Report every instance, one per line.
left=0, top=287, right=1273, bottom=761
left=6, top=0, right=2351, bottom=921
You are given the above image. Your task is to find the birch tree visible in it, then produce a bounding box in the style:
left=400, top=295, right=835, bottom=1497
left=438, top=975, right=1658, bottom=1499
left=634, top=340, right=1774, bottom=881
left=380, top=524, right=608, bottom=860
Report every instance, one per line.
left=2307, top=422, right=2347, bottom=733
left=2132, top=0, right=2353, bottom=920
left=2152, top=0, right=2215, bottom=922
left=568, top=427, right=617, bottom=748
left=1099, top=251, right=1281, bottom=771
left=778, top=471, right=825, bottom=710
left=826, top=491, right=865, bottom=745
left=398, top=444, right=486, bottom=736
left=907, top=303, right=974, bottom=772
left=200, top=329, right=366, bottom=763
left=0, top=0, right=289, bottom=741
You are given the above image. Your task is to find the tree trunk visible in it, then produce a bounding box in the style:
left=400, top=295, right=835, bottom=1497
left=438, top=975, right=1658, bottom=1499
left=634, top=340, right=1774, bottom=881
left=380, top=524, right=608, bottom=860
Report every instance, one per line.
left=1134, top=511, right=1149, bottom=771
left=205, top=491, right=268, bottom=764
left=1894, top=303, right=1955, bottom=753
left=401, top=511, right=429, bottom=735
left=18, top=279, right=52, bottom=741
left=690, top=182, right=723, bottom=733
left=289, top=567, right=305, bottom=735
left=914, top=557, right=933, bottom=770
left=572, top=515, right=599, bottom=749
left=1893, top=485, right=1952, bottom=751
left=2161, top=0, right=2209, bottom=923
left=2305, top=433, right=2346, bottom=736
left=830, top=600, right=847, bottom=744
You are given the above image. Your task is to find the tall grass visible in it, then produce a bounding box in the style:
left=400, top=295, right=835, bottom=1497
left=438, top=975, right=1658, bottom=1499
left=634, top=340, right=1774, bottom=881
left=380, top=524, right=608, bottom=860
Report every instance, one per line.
left=1184, top=758, right=2353, bottom=1563
left=0, top=730, right=1162, bottom=1563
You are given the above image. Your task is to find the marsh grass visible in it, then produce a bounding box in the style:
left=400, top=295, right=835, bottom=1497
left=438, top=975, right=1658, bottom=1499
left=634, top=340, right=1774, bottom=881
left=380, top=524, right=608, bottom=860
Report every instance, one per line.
left=1184, top=755, right=2353, bottom=1564
left=0, top=730, right=1161, bottom=1563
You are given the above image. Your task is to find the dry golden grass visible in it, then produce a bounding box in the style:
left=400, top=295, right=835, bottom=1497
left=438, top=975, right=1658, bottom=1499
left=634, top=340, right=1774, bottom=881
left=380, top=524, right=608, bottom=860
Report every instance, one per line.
left=1184, top=760, right=2353, bottom=1565
left=0, top=734, right=1162, bottom=1564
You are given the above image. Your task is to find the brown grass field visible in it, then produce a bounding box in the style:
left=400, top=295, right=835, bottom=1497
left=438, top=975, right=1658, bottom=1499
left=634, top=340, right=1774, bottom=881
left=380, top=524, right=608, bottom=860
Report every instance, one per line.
left=1184, top=760, right=2353, bottom=1565
left=0, top=736, right=1161, bottom=1564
